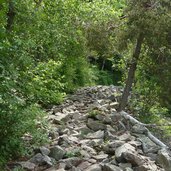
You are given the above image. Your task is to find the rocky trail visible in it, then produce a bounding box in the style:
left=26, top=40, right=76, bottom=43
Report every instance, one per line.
left=8, top=86, right=171, bottom=171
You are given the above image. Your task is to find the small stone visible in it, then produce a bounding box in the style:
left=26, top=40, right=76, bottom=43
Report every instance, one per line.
left=86, top=130, right=104, bottom=139
left=92, top=154, right=108, bottom=161
left=19, top=161, right=36, bottom=171
left=85, top=164, right=102, bottom=171
left=103, top=163, right=123, bottom=171
left=118, top=132, right=135, bottom=141
left=77, top=161, right=92, bottom=170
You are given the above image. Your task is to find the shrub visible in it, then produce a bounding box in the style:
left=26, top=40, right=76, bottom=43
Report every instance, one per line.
left=0, top=73, right=47, bottom=167
left=26, top=60, right=66, bottom=106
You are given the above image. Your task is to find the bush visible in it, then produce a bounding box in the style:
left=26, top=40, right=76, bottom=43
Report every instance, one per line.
left=0, top=72, right=47, bottom=167
left=26, top=60, right=66, bottom=106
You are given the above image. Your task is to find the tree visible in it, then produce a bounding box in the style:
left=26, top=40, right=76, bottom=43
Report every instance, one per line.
left=118, top=0, right=171, bottom=111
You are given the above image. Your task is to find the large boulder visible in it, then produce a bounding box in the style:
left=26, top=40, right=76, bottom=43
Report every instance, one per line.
left=156, top=148, right=171, bottom=171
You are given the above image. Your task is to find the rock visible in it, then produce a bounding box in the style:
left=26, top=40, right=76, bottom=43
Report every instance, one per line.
left=146, top=153, right=157, bottom=161
left=103, top=163, right=123, bottom=171
left=137, top=136, right=160, bottom=154
left=95, top=114, right=112, bottom=124
left=118, top=163, right=132, bottom=170
left=87, top=118, right=106, bottom=131
left=92, top=154, right=108, bottom=162
left=134, top=162, right=158, bottom=171
left=128, top=140, right=142, bottom=148
left=39, top=146, right=50, bottom=156
left=71, top=166, right=82, bottom=171
left=103, top=140, right=125, bottom=154
left=48, top=112, right=70, bottom=124
left=85, top=164, right=102, bottom=171
left=77, top=125, right=93, bottom=135
left=29, top=153, right=52, bottom=166
left=132, top=124, right=147, bottom=134
left=118, top=132, right=135, bottom=141
left=157, top=148, right=171, bottom=171
left=77, top=161, right=92, bottom=170
left=81, top=145, right=97, bottom=155
left=125, top=168, right=133, bottom=171
left=115, top=143, right=136, bottom=162
left=61, top=157, right=82, bottom=169
left=49, top=146, right=66, bottom=161
left=123, top=152, right=145, bottom=166
left=86, top=130, right=104, bottom=139
left=19, top=161, right=36, bottom=170
left=80, top=150, right=91, bottom=158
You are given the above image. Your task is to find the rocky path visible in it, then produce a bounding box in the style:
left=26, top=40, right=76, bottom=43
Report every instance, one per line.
left=10, top=86, right=171, bottom=171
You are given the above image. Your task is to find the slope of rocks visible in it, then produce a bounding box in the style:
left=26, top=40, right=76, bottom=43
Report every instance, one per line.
left=9, top=86, right=171, bottom=171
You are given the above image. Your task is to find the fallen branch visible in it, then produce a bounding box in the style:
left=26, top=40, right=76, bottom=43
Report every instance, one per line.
left=119, top=111, right=169, bottom=149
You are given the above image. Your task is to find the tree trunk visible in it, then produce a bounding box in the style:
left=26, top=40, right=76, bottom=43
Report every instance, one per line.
left=117, top=33, right=144, bottom=112
left=6, top=0, right=15, bottom=32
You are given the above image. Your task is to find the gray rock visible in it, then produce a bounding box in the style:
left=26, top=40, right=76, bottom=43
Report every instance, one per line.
left=19, top=161, right=36, bottom=171
left=92, top=154, right=108, bottom=162
left=85, top=164, right=102, bottom=171
left=103, top=140, right=125, bottom=154
left=77, top=161, right=92, bottom=170
left=128, top=140, right=142, bottom=148
left=29, top=153, right=52, bottom=166
left=86, top=130, right=104, bottom=139
left=125, top=168, right=133, bottom=171
left=118, top=163, right=132, bottom=169
left=118, top=132, right=135, bottom=141
left=146, top=153, right=157, bottom=161
left=61, top=157, right=82, bottom=169
left=134, top=162, right=158, bottom=171
left=87, top=118, right=106, bottom=131
left=115, top=143, right=136, bottom=162
left=157, top=148, right=171, bottom=171
left=71, top=166, right=82, bottom=171
left=132, top=124, right=147, bottom=134
left=137, top=136, right=160, bottom=154
left=81, top=145, right=97, bottom=155
left=39, top=146, right=50, bottom=156
left=95, top=114, right=112, bottom=124
left=49, top=146, right=66, bottom=161
left=48, top=112, right=70, bottom=124
left=123, top=152, right=145, bottom=166
left=103, top=163, right=123, bottom=171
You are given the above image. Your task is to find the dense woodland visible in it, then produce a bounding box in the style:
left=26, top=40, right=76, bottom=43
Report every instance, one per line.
left=1, top=0, right=171, bottom=168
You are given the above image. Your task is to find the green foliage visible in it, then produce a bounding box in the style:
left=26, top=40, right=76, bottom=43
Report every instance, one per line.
left=88, top=109, right=100, bottom=118
left=26, top=60, right=66, bottom=105
left=64, top=149, right=81, bottom=158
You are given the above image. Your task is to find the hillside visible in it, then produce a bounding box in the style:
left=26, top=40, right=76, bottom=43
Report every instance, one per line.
left=7, top=86, right=171, bottom=171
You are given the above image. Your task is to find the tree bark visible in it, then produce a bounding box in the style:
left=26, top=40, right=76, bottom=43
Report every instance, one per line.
left=118, top=33, right=144, bottom=112
left=6, top=0, right=15, bottom=32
